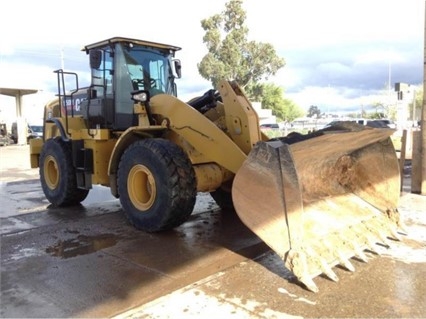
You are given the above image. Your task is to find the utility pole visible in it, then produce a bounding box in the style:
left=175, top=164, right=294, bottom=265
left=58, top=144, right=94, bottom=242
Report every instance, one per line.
left=412, top=87, right=416, bottom=122
left=422, top=0, right=426, bottom=194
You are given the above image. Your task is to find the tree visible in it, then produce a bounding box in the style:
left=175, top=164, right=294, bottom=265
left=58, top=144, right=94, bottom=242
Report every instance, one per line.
left=307, top=105, right=321, bottom=118
left=371, top=101, right=387, bottom=118
left=245, top=83, right=304, bottom=122
left=371, top=83, right=398, bottom=120
left=281, top=99, right=305, bottom=122
left=368, top=111, right=386, bottom=119
left=198, top=0, right=285, bottom=89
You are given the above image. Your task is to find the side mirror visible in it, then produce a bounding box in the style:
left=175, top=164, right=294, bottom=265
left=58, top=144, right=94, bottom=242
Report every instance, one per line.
left=89, top=50, right=102, bottom=69
left=174, top=59, right=182, bottom=78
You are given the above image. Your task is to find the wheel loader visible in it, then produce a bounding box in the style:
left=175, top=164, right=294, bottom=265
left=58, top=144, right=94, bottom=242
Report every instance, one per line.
left=29, top=37, right=405, bottom=292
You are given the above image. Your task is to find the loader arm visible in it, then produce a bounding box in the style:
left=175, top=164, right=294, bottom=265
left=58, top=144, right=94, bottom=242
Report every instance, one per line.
left=150, top=93, right=247, bottom=173
left=216, top=80, right=263, bottom=155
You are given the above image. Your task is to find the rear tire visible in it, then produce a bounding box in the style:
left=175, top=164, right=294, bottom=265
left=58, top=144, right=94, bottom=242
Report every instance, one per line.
left=39, top=138, right=89, bottom=206
left=117, top=139, right=197, bottom=232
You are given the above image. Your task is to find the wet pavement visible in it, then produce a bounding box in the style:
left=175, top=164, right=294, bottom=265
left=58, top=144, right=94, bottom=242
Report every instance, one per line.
left=1, top=145, right=426, bottom=318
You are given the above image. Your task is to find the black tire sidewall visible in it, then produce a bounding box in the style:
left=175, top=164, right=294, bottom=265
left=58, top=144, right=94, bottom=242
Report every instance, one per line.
left=39, top=138, right=88, bottom=206
left=117, top=139, right=196, bottom=232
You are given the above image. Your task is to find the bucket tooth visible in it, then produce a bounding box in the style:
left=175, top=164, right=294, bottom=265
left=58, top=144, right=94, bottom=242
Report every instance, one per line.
left=347, top=238, right=369, bottom=263
left=325, top=236, right=356, bottom=271
left=363, top=219, right=391, bottom=248
left=390, top=228, right=402, bottom=241
left=364, top=234, right=382, bottom=255
left=305, top=242, right=339, bottom=282
left=369, top=246, right=380, bottom=255
left=355, top=227, right=380, bottom=254
left=285, top=248, right=322, bottom=292
left=354, top=248, right=369, bottom=263
left=366, top=242, right=381, bottom=255
left=382, top=208, right=408, bottom=238
left=285, top=250, right=311, bottom=283
left=338, top=253, right=355, bottom=272
left=372, top=232, right=391, bottom=248
left=320, top=260, right=339, bottom=282
left=398, top=221, right=409, bottom=235
left=374, top=230, right=392, bottom=248
left=299, top=276, right=319, bottom=293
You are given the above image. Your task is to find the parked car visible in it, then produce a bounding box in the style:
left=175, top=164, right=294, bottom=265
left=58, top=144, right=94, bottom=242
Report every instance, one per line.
left=28, top=124, right=43, bottom=139
left=373, top=119, right=396, bottom=129
left=10, top=122, right=43, bottom=144
left=0, top=123, right=12, bottom=146
left=260, top=123, right=280, bottom=129
left=0, top=123, right=15, bottom=146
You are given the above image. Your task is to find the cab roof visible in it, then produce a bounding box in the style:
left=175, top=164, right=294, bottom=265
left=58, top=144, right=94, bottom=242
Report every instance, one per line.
left=82, top=37, right=181, bottom=53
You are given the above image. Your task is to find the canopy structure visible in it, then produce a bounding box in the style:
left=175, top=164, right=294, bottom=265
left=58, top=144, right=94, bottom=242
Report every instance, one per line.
left=0, top=87, right=38, bottom=145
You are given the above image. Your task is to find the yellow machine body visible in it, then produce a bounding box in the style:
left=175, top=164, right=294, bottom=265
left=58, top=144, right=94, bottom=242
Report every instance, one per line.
left=29, top=37, right=403, bottom=292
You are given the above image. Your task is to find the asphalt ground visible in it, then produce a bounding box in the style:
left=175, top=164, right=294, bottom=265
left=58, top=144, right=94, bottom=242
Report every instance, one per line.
left=1, top=145, right=425, bottom=318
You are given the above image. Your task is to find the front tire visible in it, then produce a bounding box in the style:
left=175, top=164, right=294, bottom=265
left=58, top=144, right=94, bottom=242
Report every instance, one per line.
left=117, top=139, right=197, bottom=232
left=39, top=138, right=89, bottom=206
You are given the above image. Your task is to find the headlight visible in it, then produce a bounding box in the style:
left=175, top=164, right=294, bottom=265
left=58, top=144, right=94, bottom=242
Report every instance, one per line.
left=131, top=90, right=150, bottom=102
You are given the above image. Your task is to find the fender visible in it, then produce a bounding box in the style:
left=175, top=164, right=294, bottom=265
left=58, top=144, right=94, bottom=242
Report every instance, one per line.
left=150, top=94, right=247, bottom=174
left=107, top=127, right=160, bottom=196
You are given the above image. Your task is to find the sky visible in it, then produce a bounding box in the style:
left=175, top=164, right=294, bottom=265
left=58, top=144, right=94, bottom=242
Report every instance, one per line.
left=0, top=0, right=424, bottom=123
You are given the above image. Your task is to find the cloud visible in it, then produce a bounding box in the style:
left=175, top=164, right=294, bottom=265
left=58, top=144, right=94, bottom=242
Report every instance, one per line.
left=243, top=0, right=424, bottom=113
left=273, top=34, right=423, bottom=112
left=0, top=62, right=52, bottom=91
left=0, top=0, right=424, bottom=118
left=0, top=44, right=14, bottom=56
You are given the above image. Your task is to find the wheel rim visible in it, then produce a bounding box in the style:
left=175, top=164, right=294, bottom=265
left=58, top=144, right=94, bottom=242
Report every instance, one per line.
left=128, top=164, right=156, bottom=211
left=44, top=155, right=59, bottom=190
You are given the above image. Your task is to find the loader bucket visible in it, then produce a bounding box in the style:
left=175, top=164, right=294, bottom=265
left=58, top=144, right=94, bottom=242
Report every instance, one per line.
left=232, top=122, right=403, bottom=292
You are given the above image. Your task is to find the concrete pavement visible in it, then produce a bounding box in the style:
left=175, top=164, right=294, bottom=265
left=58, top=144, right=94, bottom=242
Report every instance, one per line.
left=1, top=145, right=425, bottom=318
left=114, top=193, right=426, bottom=319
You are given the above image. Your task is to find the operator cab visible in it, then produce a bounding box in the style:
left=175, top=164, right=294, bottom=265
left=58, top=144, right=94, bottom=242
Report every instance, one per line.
left=57, top=37, right=181, bottom=131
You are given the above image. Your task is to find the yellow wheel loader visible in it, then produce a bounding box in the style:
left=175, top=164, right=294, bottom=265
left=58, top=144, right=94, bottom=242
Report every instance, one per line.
left=29, top=37, right=404, bottom=292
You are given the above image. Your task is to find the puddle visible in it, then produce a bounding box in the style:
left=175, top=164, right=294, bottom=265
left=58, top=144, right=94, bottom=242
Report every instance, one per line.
left=46, top=234, right=119, bottom=258
left=9, top=247, right=43, bottom=261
